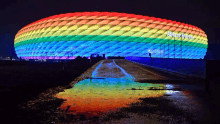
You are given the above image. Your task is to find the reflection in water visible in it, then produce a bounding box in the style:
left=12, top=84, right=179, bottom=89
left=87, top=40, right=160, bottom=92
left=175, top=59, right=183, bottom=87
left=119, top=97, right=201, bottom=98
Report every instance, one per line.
left=54, top=78, right=166, bottom=118
left=165, top=84, right=174, bottom=89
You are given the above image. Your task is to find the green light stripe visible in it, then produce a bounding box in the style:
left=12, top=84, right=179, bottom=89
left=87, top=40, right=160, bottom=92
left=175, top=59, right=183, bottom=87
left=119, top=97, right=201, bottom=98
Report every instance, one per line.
left=14, top=35, right=208, bottom=48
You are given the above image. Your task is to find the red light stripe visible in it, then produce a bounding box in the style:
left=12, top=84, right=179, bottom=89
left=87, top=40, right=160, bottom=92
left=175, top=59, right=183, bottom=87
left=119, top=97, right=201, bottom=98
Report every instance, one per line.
left=21, top=12, right=202, bottom=31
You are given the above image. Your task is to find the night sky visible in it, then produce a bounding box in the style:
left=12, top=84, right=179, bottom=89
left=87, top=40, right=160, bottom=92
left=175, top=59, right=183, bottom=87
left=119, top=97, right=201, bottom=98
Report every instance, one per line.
left=0, top=0, right=219, bottom=59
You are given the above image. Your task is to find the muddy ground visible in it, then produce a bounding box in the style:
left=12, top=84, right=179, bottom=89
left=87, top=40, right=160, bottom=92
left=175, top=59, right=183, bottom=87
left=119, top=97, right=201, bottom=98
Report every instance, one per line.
left=1, top=59, right=218, bottom=123
left=0, top=60, right=101, bottom=123
left=96, top=59, right=125, bottom=78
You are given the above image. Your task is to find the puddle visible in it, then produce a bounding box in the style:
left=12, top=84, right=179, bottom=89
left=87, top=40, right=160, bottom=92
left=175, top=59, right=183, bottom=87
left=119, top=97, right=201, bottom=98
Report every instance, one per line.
left=54, top=78, right=168, bottom=119
left=53, top=59, right=202, bottom=121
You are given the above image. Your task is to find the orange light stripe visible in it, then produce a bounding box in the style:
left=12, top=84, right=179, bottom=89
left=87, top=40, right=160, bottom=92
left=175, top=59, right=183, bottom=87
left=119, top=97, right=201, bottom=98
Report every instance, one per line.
left=97, top=20, right=110, bottom=24
left=120, top=21, right=131, bottom=26
left=21, top=12, right=202, bottom=31
left=139, top=22, right=149, bottom=27
left=17, top=18, right=203, bottom=36
left=87, top=19, right=99, bottom=24
left=15, top=15, right=207, bottom=39
left=16, top=24, right=204, bottom=41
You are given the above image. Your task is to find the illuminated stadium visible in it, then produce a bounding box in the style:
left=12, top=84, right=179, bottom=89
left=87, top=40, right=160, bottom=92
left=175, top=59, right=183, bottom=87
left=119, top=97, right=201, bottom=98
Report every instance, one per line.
left=14, top=12, right=208, bottom=59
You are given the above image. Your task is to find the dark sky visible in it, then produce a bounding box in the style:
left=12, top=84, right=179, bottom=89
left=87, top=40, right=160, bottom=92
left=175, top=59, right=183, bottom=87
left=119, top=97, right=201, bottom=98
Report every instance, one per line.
left=0, top=0, right=219, bottom=59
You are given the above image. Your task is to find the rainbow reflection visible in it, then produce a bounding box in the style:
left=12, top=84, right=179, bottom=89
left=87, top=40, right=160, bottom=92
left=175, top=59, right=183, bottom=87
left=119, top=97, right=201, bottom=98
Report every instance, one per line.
left=54, top=78, right=166, bottom=118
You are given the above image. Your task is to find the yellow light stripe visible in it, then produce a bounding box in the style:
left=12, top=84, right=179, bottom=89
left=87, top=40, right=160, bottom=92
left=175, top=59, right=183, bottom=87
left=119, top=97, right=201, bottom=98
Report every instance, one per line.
left=15, top=27, right=208, bottom=45
left=16, top=17, right=206, bottom=38
left=14, top=22, right=207, bottom=44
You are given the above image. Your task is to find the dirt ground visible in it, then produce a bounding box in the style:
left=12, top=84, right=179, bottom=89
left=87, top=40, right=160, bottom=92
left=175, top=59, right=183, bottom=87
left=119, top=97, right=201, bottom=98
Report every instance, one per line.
left=96, top=59, right=125, bottom=78
left=0, top=60, right=102, bottom=124
left=2, top=59, right=216, bottom=123
left=114, top=59, right=168, bottom=80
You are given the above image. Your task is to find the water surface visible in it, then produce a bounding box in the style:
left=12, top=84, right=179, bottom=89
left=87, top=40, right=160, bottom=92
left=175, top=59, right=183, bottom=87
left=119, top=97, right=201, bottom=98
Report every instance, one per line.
left=55, top=78, right=167, bottom=118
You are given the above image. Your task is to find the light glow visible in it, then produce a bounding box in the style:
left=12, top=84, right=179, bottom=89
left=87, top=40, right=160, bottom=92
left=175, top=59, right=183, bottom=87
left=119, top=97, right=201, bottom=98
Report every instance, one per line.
left=54, top=78, right=166, bottom=118
left=14, top=12, right=208, bottom=59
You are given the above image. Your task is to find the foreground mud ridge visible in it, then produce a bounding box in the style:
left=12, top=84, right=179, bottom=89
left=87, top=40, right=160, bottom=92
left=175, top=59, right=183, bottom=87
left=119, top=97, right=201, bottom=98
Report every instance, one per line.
left=2, top=59, right=211, bottom=123
left=9, top=60, right=103, bottom=123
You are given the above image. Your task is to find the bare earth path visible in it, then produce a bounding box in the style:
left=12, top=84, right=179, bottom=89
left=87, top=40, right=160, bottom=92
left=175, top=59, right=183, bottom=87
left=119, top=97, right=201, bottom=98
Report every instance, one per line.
left=92, top=59, right=169, bottom=80
left=90, top=59, right=209, bottom=124
left=114, top=59, right=168, bottom=80
left=94, top=59, right=126, bottom=78
left=15, top=59, right=211, bottom=123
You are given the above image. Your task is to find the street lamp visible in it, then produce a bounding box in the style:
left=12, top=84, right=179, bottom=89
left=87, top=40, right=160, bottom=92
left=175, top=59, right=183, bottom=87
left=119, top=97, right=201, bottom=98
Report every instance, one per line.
left=52, top=53, right=55, bottom=60
left=181, top=36, right=182, bottom=59
left=71, top=52, right=74, bottom=59
left=163, top=41, right=165, bottom=58
left=160, top=44, right=161, bottom=58
left=174, top=37, right=175, bottom=59
left=165, top=37, right=172, bottom=72
left=44, top=52, right=47, bottom=60
left=68, top=52, right=73, bottom=60
left=168, top=39, right=169, bottom=59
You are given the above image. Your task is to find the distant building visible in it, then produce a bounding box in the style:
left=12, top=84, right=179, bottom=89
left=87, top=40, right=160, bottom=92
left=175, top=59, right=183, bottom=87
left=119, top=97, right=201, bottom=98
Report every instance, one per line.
left=14, top=12, right=208, bottom=59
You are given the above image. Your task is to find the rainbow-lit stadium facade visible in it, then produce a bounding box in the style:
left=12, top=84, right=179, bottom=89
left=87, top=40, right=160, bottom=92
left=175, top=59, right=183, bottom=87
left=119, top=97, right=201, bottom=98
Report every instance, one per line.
left=14, top=12, right=208, bottom=59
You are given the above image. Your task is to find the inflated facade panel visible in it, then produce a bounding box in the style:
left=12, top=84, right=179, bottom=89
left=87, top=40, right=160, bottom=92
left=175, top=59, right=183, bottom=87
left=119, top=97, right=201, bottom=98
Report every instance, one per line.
left=14, top=12, right=208, bottom=59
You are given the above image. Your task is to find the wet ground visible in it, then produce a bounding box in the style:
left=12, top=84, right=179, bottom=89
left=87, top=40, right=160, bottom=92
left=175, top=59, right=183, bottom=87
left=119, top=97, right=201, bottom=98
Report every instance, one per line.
left=11, top=59, right=220, bottom=123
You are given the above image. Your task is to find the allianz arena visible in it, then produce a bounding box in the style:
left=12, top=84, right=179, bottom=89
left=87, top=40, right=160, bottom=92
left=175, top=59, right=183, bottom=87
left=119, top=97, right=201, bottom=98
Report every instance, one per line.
left=14, top=12, right=208, bottom=59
